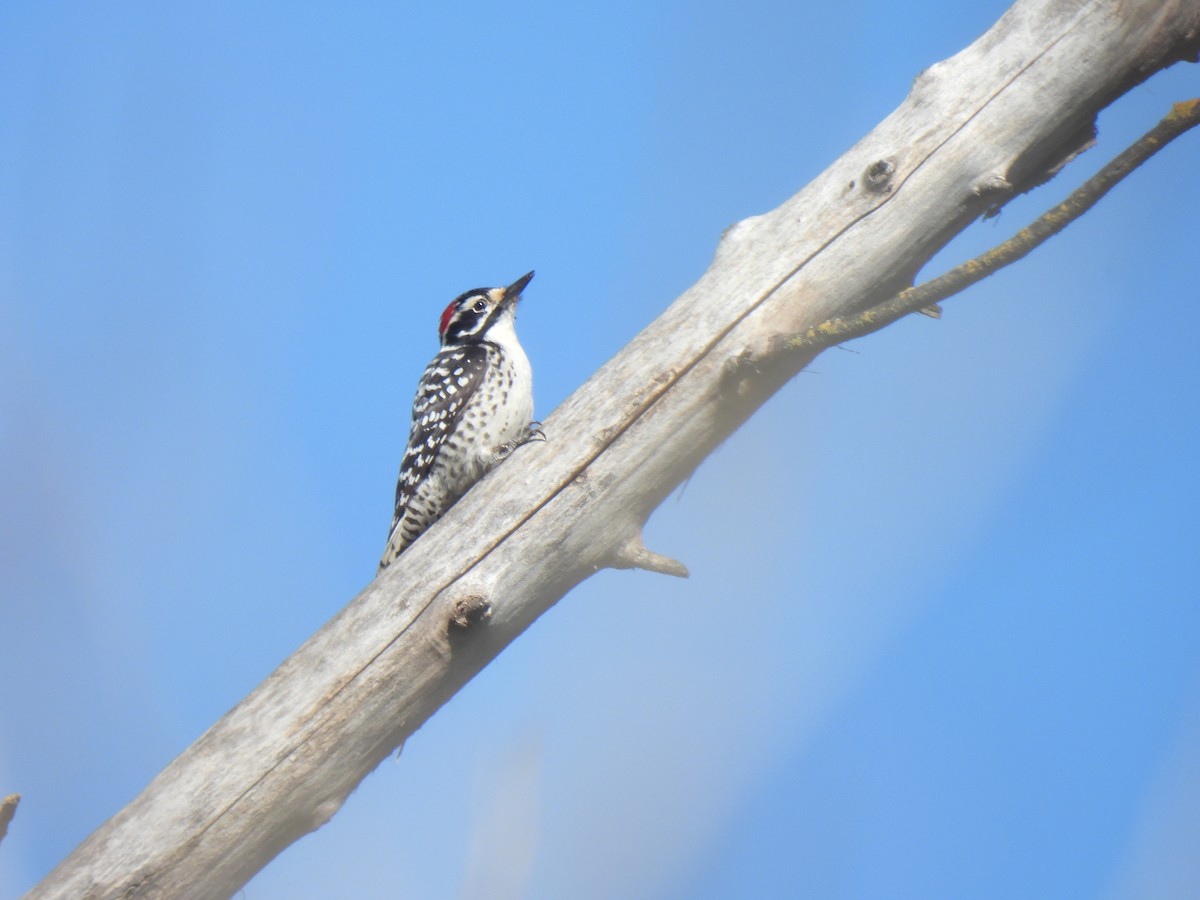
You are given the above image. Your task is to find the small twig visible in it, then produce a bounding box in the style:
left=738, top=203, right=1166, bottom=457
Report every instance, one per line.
left=0, top=794, right=19, bottom=846
left=788, top=98, right=1200, bottom=350
left=613, top=533, right=690, bottom=578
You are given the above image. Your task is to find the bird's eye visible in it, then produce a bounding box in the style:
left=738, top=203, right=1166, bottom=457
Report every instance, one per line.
left=472, top=300, right=487, bottom=313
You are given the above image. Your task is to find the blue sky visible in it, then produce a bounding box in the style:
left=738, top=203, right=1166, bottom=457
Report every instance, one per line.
left=2, top=2, right=1198, bottom=898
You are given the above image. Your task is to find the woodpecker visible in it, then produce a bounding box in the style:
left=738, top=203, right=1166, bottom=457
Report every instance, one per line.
left=378, top=271, right=544, bottom=571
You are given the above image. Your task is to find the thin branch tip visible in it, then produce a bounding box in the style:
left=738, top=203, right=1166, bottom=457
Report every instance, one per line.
left=0, top=794, right=19, bottom=846
left=1170, top=98, right=1200, bottom=119
left=615, top=536, right=690, bottom=578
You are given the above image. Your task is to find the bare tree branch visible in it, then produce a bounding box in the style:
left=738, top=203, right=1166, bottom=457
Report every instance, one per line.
left=29, top=1, right=1200, bottom=898
left=787, top=97, right=1200, bottom=351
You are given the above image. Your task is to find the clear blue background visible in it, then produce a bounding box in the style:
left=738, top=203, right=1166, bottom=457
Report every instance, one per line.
left=2, top=2, right=1198, bottom=898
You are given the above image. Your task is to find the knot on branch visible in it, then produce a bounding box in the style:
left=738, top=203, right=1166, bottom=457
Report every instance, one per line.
left=449, top=594, right=492, bottom=632
left=973, top=173, right=1013, bottom=197
left=721, top=349, right=765, bottom=399
left=863, top=157, right=897, bottom=193
left=974, top=172, right=1016, bottom=219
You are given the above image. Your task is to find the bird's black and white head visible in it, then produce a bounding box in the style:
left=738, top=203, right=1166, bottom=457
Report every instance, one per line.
left=438, top=271, right=534, bottom=348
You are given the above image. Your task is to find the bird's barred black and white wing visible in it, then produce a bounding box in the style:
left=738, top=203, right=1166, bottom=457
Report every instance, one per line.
left=381, top=344, right=490, bottom=564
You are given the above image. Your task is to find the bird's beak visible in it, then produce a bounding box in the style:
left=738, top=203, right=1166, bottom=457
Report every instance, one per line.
left=504, top=270, right=535, bottom=302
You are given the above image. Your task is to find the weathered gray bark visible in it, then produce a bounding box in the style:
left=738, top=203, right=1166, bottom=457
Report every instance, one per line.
left=30, top=0, right=1200, bottom=897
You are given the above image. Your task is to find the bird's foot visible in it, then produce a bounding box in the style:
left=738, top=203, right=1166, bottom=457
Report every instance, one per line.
left=494, top=421, right=547, bottom=460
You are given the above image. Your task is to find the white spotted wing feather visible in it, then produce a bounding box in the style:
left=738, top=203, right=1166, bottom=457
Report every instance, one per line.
left=379, top=344, right=490, bottom=568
